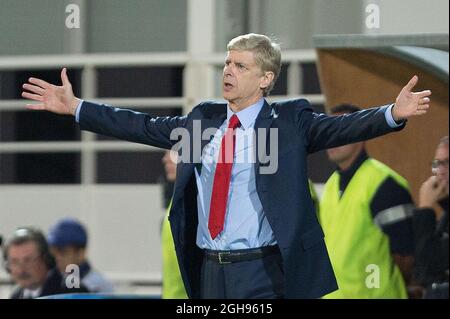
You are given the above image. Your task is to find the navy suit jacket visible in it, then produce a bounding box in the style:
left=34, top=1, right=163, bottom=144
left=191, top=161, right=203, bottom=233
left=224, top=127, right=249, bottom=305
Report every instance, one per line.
left=79, top=98, right=404, bottom=298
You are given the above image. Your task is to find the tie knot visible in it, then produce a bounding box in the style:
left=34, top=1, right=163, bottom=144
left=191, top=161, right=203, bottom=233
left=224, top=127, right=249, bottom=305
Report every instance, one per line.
left=228, top=114, right=241, bottom=129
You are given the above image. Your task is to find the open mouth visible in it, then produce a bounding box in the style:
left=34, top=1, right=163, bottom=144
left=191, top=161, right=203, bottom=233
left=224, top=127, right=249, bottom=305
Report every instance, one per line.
left=223, top=82, right=234, bottom=91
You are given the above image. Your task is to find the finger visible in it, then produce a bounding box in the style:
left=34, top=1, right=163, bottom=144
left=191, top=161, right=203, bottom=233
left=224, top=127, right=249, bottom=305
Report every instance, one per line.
left=418, top=104, right=430, bottom=110
left=437, top=178, right=447, bottom=190
left=419, top=97, right=430, bottom=104
left=22, top=91, right=44, bottom=102
left=434, top=179, right=448, bottom=196
left=61, top=68, right=71, bottom=86
left=22, top=83, right=44, bottom=95
left=404, top=75, right=418, bottom=92
left=424, top=176, right=436, bottom=187
left=29, top=77, right=51, bottom=89
left=25, top=103, right=46, bottom=111
left=426, top=176, right=436, bottom=183
left=422, top=177, right=435, bottom=189
left=415, top=90, right=432, bottom=98
left=414, top=110, right=428, bottom=116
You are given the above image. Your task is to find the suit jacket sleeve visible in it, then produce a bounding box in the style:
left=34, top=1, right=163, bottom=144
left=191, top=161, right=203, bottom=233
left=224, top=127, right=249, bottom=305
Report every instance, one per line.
left=78, top=101, right=189, bottom=149
left=298, top=104, right=405, bottom=154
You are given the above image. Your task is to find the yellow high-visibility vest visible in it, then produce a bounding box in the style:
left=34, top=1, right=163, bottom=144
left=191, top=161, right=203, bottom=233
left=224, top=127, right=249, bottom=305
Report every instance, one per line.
left=161, top=203, right=188, bottom=299
left=319, top=159, right=409, bottom=299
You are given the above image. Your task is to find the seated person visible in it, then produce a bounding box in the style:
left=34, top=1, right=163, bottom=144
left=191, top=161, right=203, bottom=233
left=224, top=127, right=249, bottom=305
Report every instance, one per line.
left=413, top=136, right=449, bottom=299
left=3, top=227, right=88, bottom=299
left=47, top=218, right=114, bottom=293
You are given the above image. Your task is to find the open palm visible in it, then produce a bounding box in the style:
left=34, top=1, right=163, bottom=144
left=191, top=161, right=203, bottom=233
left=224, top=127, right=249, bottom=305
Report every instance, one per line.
left=22, top=68, right=79, bottom=116
left=392, top=75, right=432, bottom=121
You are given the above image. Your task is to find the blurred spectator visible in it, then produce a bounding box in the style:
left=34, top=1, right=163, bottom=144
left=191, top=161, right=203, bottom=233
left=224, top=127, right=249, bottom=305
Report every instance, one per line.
left=2, top=227, right=88, bottom=298
left=161, top=150, right=188, bottom=298
left=413, top=136, right=449, bottom=299
left=319, top=104, right=415, bottom=298
left=47, top=218, right=114, bottom=293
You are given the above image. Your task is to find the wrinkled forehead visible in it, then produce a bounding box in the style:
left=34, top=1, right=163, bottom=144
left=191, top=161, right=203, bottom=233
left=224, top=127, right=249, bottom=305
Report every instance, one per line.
left=226, top=50, right=257, bottom=64
left=435, top=143, right=449, bottom=159
left=8, top=241, right=39, bottom=258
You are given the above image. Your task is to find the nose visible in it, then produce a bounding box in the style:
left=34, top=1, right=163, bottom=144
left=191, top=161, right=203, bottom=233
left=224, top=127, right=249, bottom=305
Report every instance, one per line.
left=223, top=64, right=233, bottom=77
left=436, top=168, right=448, bottom=177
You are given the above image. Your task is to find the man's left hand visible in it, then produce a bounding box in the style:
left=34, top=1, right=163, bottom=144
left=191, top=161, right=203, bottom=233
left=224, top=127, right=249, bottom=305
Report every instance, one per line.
left=392, top=75, right=432, bottom=122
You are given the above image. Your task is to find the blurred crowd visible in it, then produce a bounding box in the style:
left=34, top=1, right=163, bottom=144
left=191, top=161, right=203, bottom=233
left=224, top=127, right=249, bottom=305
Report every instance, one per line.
left=1, top=219, right=114, bottom=298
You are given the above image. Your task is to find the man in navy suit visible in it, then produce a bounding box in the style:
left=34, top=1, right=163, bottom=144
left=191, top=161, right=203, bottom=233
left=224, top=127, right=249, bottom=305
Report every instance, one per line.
left=22, top=33, right=432, bottom=299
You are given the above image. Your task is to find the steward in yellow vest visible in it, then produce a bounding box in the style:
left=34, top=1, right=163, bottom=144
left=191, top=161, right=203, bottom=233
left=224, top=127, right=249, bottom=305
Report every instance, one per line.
left=161, top=151, right=188, bottom=299
left=319, top=104, right=415, bottom=299
left=162, top=203, right=188, bottom=299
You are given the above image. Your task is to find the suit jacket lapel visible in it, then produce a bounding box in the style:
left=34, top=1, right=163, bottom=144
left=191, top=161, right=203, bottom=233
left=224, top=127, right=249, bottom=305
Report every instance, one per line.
left=200, top=113, right=227, bottom=153
left=174, top=106, right=227, bottom=194
left=254, top=100, right=274, bottom=174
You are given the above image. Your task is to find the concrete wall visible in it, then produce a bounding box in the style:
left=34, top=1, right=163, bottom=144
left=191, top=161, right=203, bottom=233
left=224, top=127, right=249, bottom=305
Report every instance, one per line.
left=0, top=0, right=187, bottom=55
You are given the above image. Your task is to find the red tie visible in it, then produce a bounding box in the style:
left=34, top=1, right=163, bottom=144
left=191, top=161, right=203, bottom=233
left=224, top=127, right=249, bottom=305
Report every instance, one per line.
left=208, top=114, right=241, bottom=239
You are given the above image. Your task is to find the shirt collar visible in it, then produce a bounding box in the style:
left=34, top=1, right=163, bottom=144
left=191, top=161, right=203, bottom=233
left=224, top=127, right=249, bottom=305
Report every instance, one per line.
left=336, top=150, right=369, bottom=196
left=23, top=286, right=42, bottom=299
left=337, top=149, right=369, bottom=178
left=226, top=98, right=265, bottom=130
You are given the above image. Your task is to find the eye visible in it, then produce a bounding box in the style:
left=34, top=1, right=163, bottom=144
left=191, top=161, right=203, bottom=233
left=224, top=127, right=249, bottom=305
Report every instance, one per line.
left=224, top=61, right=230, bottom=66
left=237, top=63, right=246, bottom=70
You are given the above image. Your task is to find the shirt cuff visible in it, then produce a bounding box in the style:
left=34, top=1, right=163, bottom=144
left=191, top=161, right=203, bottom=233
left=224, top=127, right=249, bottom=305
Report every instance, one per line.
left=384, top=104, right=404, bottom=128
left=75, top=100, right=84, bottom=123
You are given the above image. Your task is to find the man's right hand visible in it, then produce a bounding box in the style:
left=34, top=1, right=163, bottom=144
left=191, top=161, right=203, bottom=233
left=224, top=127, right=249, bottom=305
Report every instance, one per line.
left=418, top=175, right=448, bottom=209
left=22, top=68, right=80, bottom=116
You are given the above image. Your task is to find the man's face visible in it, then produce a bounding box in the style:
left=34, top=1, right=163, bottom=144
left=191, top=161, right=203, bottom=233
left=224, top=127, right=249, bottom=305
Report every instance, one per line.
left=222, top=50, right=268, bottom=108
left=433, top=144, right=449, bottom=185
left=327, top=143, right=363, bottom=167
left=50, top=246, right=85, bottom=274
left=326, top=112, right=364, bottom=169
left=7, top=241, right=48, bottom=290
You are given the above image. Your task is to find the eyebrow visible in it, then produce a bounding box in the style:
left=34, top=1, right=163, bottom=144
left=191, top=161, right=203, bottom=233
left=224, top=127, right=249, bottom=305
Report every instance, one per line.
left=225, top=59, right=249, bottom=67
left=9, top=255, right=40, bottom=261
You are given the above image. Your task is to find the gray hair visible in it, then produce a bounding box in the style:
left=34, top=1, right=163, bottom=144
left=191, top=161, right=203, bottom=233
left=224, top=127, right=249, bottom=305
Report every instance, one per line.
left=3, top=227, right=55, bottom=270
left=227, top=33, right=281, bottom=96
left=438, top=136, right=449, bottom=147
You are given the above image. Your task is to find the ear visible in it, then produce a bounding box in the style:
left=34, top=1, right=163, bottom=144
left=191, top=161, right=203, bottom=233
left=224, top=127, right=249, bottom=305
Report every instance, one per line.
left=260, top=71, right=275, bottom=90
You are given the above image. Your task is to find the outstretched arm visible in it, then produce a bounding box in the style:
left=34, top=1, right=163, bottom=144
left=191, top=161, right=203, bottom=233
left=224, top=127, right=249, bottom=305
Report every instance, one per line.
left=22, top=68, right=80, bottom=116
left=303, top=76, right=432, bottom=153
left=22, top=68, right=188, bottom=149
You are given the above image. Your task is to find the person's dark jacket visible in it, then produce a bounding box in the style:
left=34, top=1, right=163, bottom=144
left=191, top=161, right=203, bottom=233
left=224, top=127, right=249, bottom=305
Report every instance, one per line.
left=413, top=196, right=449, bottom=298
left=10, top=268, right=89, bottom=299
